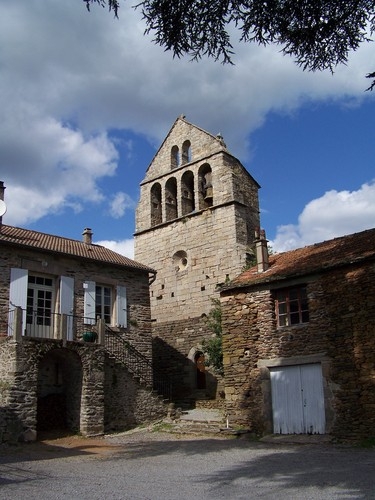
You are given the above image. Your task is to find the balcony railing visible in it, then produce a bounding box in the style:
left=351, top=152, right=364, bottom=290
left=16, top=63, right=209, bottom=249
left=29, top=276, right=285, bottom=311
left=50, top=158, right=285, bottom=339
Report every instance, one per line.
left=5, top=307, right=100, bottom=342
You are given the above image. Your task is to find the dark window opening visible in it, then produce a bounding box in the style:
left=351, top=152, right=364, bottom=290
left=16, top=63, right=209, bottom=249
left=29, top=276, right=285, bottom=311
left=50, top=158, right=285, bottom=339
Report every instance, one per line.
left=275, top=286, right=309, bottom=327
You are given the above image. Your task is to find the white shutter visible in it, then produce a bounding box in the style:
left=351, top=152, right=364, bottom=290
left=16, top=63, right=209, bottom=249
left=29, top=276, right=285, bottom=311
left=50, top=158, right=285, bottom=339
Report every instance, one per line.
left=60, top=276, right=74, bottom=340
left=116, top=286, right=127, bottom=328
left=9, top=268, right=28, bottom=336
left=83, top=281, right=96, bottom=325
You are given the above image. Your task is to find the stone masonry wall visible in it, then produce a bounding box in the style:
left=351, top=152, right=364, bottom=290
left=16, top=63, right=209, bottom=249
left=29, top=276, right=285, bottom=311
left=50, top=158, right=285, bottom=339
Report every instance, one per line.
left=221, top=260, right=375, bottom=442
left=136, top=204, right=253, bottom=323
left=104, top=355, right=167, bottom=431
left=141, top=117, right=228, bottom=184
left=152, top=316, right=225, bottom=400
left=0, top=338, right=105, bottom=443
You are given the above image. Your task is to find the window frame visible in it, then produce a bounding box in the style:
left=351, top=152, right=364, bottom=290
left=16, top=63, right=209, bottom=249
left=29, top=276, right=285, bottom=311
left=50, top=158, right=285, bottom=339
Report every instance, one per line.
left=275, top=285, right=309, bottom=328
left=95, top=284, right=113, bottom=325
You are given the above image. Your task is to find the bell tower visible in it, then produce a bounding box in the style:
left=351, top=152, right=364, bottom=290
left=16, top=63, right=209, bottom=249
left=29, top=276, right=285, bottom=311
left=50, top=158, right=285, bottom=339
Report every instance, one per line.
left=134, top=116, right=260, bottom=400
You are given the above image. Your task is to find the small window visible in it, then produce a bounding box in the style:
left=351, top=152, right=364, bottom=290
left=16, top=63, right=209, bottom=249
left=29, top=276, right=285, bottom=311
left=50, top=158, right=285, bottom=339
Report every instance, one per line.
left=95, top=285, right=112, bottom=324
left=275, top=286, right=309, bottom=327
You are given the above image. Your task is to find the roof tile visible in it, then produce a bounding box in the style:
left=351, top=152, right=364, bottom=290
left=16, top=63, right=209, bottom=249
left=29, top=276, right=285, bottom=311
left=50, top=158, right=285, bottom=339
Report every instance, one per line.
left=0, top=225, right=154, bottom=273
left=229, top=227, right=375, bottom=289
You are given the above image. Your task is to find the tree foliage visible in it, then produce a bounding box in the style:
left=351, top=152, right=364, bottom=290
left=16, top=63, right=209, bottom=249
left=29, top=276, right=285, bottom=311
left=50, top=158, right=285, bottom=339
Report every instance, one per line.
left=202, top=299, right=224, bottom=376
left=84, top=0, right=120, bottom=17
left=85, top=1, right=375, bottom=89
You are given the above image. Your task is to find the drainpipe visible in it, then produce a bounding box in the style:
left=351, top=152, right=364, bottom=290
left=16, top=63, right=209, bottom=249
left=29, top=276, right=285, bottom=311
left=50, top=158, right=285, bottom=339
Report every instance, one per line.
left=0, top=181, right=6, bottom=230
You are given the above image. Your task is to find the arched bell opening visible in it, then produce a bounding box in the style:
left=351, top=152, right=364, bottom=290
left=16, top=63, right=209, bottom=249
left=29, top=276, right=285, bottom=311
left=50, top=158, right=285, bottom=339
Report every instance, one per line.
left=198, top=163, right=213, bottom=209
left=181, top=170, right=195, bottom=216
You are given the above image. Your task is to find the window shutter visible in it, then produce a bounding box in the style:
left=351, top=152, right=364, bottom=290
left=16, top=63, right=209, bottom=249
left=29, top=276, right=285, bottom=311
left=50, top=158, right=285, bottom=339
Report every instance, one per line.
left=84, top=281, right=96, bottom=325
left=9, top=268, right=28, bottom=336
left=116, top=286, right=127, bottom=328
left=60, top=276, right=74, bottom=340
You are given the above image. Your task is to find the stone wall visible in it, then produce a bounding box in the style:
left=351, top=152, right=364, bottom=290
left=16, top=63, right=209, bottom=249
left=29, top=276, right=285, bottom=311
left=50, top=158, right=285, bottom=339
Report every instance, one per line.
left=104, top=356, right=167, bottom=431
left=152, top=316, right=224, bottom=400
left=136, top=204, right=255, bottom=324
left=0, top=338, right=105, bottom=443
left=221, top=260, right=375, bottom=442
left=0, top=336, right=169, bottom=444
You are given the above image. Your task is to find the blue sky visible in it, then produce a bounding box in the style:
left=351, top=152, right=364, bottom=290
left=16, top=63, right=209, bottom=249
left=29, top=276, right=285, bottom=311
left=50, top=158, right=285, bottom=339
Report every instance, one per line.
left=1, top=1, right=374, bottom=258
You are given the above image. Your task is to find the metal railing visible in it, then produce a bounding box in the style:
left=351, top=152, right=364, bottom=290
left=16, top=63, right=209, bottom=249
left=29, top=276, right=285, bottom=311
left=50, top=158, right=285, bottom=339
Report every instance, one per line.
left=104, top=325, right=172, bottom=400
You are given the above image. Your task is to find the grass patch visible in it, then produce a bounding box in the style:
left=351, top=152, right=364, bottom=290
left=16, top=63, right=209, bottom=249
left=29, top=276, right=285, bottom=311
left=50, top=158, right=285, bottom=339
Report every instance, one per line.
left=151, top=422, right=175, bottom=433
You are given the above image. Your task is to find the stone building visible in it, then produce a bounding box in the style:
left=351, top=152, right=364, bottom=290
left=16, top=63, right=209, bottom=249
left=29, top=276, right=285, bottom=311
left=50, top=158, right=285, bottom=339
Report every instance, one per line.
left=134, top=116, right=260, bottom=401
left=0, top=187, right=167, bottom=443
left=221, top=228, right=375, bottom=441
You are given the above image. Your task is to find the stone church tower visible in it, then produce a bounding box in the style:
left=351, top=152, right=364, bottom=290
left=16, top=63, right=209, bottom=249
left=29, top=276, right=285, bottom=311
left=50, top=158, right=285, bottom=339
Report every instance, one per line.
left=134, top=116, right=260, bottom=401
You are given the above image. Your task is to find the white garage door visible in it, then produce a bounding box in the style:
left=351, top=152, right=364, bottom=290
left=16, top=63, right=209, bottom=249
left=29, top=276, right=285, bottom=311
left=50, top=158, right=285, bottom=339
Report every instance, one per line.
left=270, top=364, right=325, bottom=434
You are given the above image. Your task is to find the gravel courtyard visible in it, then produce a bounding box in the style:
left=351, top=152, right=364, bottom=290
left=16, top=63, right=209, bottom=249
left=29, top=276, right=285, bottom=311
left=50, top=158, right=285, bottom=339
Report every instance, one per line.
left=0, top=429, right=374, bottom=500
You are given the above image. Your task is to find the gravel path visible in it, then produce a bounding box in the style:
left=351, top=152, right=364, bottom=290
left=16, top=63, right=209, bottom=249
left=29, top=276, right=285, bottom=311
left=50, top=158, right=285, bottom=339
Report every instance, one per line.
left=0, top=429, right=374, bottom=499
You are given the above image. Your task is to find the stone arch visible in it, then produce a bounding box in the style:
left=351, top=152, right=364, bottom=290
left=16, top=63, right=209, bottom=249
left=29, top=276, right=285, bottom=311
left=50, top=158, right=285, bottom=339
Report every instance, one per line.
left=171, top=145, right=180, bottom=169
left=37, top=348, right=83, bottom=435
left=165, top=177, right=178, bottom=221
left=181, top=170, right=195, bottom=215
left=198, top=163, right=213, bottom=209
left=150, top=182, right=162, bottom=226
left=181, top=140, right=191, bottom=164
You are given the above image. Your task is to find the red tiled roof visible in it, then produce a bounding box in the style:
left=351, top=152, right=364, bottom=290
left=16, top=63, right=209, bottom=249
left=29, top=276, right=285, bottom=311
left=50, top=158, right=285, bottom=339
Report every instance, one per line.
left=0, top=224, right=154, bottom=273
left=228, top=227, right=375, bottom=290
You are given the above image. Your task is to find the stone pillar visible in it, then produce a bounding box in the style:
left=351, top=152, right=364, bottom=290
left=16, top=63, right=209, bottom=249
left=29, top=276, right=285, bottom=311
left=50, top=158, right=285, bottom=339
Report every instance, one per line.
left=98, top=319, right=105, bottom=346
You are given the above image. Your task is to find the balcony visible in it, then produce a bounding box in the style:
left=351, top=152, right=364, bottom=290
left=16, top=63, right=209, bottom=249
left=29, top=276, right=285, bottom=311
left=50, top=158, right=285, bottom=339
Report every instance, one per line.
left=5, top=307, right=103, bottom=344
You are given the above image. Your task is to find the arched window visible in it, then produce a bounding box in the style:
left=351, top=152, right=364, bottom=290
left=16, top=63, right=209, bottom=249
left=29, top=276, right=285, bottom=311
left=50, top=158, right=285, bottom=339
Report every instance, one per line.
left=181, top=140, right=191, bottom=164
left=198, top=163, right=213, bottom=209
left=171, top=146, right=179, bottom=169
left=165, top=177, right=178, bottom=221
left=181, top=170, right=195, bottom=215
left=150, top=183, right=162, bottom=226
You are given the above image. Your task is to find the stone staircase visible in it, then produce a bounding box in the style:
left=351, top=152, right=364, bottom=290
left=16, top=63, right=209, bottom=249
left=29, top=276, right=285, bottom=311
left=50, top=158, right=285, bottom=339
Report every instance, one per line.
left=162, top=405, right=245, bottom=437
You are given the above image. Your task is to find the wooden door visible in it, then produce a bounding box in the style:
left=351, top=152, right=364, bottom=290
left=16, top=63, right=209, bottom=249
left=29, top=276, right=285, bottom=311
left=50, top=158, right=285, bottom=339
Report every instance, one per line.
left=195, top=353, right=206, bottom=389
left=270, top=364, right=325, bottom=434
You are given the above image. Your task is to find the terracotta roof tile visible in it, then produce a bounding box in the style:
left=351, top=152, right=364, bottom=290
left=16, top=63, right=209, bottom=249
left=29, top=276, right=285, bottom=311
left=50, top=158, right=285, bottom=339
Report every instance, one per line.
left=228, top=227, right=375, bottom=290
left=0, top=224, right=154, bottom=273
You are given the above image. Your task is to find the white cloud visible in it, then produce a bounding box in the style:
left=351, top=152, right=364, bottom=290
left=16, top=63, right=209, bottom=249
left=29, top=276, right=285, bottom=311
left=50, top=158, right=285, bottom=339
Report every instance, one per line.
left=95, top=238, right=134, bottom=259
left=0, top=0, right=374, bottom=227
left=109, top=192, right=135, bottom=218
left=271, top=181, right=375, bottom=252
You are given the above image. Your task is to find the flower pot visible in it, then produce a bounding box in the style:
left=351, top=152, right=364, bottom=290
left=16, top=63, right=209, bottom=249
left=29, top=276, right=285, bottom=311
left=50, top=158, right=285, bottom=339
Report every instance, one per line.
left=82, top=331, right=97, bottom=343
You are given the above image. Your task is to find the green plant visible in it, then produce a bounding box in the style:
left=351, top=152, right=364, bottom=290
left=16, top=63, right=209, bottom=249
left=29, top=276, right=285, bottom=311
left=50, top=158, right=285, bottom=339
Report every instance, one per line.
left=152, top=422, right=174, bottom=433
left=202, top=299, right=224, bottom=376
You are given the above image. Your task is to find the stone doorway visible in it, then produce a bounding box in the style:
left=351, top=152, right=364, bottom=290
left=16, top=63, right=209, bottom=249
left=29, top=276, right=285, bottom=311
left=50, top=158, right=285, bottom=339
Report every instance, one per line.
left=37, top=348, right=83, bottom=436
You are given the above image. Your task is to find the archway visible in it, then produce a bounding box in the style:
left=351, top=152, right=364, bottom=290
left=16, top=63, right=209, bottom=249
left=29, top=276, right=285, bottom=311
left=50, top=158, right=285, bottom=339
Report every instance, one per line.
left=37, top=348, right=83, bottom=436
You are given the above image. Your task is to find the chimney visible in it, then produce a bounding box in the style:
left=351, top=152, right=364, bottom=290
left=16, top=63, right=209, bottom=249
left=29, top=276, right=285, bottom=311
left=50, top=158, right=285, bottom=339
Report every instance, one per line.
left=254, top=228, right=269, bottom=273
left=82, top=227, right=93, bottom=245
left=0, top=181, right=6, bottom=229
